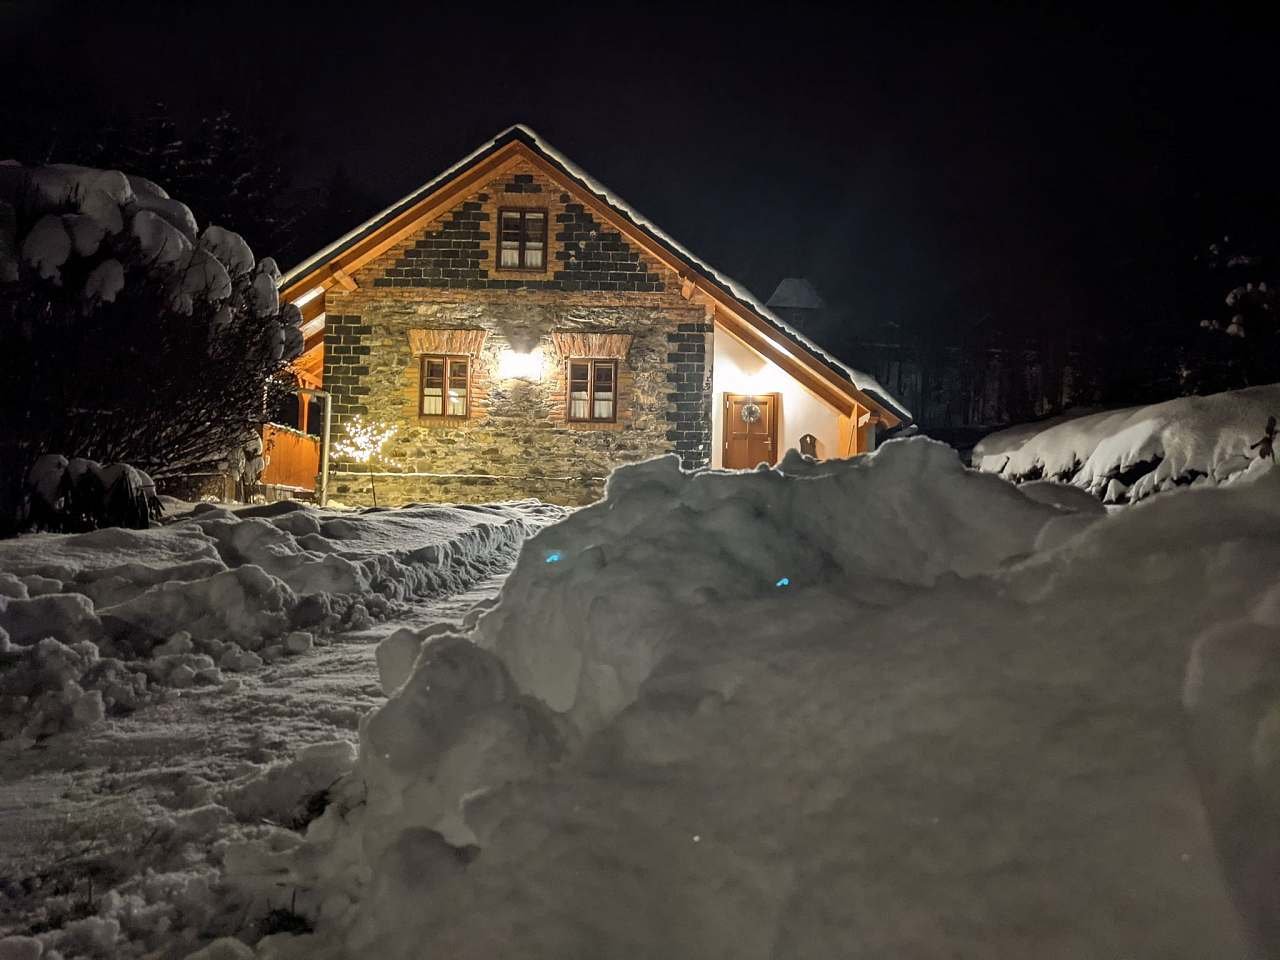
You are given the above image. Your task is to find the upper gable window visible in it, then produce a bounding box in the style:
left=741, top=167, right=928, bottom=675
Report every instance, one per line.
left=498, top=209, right=546, bottom=270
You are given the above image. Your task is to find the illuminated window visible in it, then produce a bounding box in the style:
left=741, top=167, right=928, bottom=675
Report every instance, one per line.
left=420, top=355, right=469, bottom=417
left=498, top=208, right=546, bottom=270
left=568, top=359, right=617, bottom=422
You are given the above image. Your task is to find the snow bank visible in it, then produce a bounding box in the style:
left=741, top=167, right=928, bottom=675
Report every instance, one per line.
left=0, top=501, right=562, bottom=743
left=274, top=438, right=1280, bottom=958
left=974, top=384, right=1280, bottom=502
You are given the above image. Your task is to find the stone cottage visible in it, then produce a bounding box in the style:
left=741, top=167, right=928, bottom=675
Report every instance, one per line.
left=274, top=125, right=910, bottom=505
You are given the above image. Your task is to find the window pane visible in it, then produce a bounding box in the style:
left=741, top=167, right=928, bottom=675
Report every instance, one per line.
left=523, top=212, right=544, bottom=239
left=523, top=244, right=543, bottom=269
left=424, top=359, right=444, bottom=386
left=594, top=363, right=614, bottom=387
left=422, top=388, right=443, bottom=415
left=500, top=243, right=520, bottom=268
left=447, top=388, right=466, bottom=416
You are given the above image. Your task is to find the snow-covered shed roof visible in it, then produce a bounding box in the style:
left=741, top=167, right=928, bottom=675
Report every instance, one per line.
left=281, top=125, right=910, bottom=425
left=767, top=278, right=826, bottom=311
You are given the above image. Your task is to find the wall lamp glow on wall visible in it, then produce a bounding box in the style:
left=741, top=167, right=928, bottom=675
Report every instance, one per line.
left=498, top=347, right=544, bottom=381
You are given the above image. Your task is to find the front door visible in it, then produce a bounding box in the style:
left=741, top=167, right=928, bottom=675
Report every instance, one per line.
left=723, top=393, right=779, bottom=468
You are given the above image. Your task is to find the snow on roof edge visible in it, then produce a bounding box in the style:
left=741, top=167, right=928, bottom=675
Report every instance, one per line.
left=282, top=124, right=912, bottom=424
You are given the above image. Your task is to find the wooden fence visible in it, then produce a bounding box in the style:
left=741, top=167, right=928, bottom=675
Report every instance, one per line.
left=261, top=423, right=320, bottom=491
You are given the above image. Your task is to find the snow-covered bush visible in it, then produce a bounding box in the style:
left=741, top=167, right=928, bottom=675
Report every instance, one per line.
left=974, top=383, right=1280, bottom=502
left=0, top=162, right=303, bottom=535
left=24, top=454, right=163, bottom=532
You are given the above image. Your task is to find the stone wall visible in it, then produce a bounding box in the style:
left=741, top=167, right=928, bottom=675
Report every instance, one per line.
left=322, top=158, right=713, bottom=507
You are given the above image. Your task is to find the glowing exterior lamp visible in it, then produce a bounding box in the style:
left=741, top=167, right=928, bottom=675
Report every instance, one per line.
left=499, top=347, right=544, bottom=381
left=545, top=551, right=562, bottom=564
left=775, top=577, right=790, bottom=588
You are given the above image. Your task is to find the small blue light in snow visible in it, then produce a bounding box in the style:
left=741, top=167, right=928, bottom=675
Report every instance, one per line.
left=545, top=552, right=562, bottom=564
left=775, top=577, right=790, bottom=587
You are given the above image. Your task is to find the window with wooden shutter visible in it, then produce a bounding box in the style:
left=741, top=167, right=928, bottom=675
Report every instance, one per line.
left=420, top=355, right=469, bottom=417
left=498, top=208, right=547, bottom=271
left=567, top=359, right=617, bottom=422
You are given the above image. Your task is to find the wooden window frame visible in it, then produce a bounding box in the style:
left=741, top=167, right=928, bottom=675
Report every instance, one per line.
left=419, top=354, right=471, bottom=418
left=496, top=207, right=548, bottom=273
left=566, top=358, right=619, bottom=424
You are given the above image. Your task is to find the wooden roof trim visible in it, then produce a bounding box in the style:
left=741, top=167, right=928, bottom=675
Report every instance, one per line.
left=699, top=283, right=902, bottom=427
left=280, top=142, right=526, bottom=302
left=713, top=314, right=854, bottom=414
left=517, top=148, right=902, bottom=423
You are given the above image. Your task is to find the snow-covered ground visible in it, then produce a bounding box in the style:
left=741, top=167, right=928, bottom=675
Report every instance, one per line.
left=973, top=383, right=1280, bottom=503
left=6, top=440, right=1280, bottom=958
left=0, top=583, right=503, bottom=959
left=0, top=499, right=563, bottom=744
left=0, top=498, right=564, bottom=958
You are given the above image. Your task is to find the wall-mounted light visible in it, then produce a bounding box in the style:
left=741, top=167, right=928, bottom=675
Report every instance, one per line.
left=499, top=347, right=544, bottom=381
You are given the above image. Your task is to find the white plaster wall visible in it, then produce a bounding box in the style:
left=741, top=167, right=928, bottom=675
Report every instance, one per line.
left=711, top=327, right=842, bottom=467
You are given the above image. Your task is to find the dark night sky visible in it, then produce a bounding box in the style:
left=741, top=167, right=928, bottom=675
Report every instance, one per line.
left=2, top=2, right=1275, bottom=345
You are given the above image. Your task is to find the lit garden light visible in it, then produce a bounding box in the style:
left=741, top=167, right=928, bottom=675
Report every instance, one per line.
left=331, top=415, right=396, bottom=508
left=775, top=577, right=790, bottom=587
left=545, top=551, right=562, bottom=564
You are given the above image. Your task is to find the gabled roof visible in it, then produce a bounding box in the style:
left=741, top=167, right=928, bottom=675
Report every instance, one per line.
left=282, top=125, right=911, bottom=426
left=767, top=278, right=827, bottom=311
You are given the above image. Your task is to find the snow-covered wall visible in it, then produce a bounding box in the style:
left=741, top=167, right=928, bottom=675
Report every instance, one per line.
left=711, top=327, right=842, bottom=465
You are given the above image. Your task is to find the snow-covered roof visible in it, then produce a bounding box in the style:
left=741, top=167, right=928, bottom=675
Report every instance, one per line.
left=767, top=277, right=826, bottom=311
left=282, top=125, right=911, bottom=424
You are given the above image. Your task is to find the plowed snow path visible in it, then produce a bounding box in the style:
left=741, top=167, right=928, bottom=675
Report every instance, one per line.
left=0, top=576, right=504, bottom=933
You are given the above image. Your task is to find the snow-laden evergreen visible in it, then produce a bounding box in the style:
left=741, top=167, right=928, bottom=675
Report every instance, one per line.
left=974, top=383, right=1280, bottom=502
left=0, top=162, right=305, bottom=534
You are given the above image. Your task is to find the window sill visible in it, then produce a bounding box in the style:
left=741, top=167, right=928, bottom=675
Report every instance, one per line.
left=566, top=419, right=625, bottom=431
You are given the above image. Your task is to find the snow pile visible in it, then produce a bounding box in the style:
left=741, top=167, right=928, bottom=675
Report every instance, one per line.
left=266, top=438, right=1280, bottom=958
left=0, top=501, right=562, bottom=743
left=974, top=384, right=1280, bottom=502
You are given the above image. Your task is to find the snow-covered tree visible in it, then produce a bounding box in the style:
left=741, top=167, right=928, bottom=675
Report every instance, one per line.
left=1192, top=236, right=1280, bottom=391
left=0, top=162, right=303, bottom=533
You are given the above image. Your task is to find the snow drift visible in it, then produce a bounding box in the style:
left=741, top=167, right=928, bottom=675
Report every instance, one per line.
left=0, top=501, right=562, bottom=743
left=259, top=439, right=1280, bottom=958
left=974, top=383, right=1280, bottom=502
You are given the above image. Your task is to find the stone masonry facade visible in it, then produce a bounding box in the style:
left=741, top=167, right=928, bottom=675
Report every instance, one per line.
left=323, top=159, right=713, bottom=506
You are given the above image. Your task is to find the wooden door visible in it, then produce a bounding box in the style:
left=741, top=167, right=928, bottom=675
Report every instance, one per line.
left=723, top=393, right=779, bottom=468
